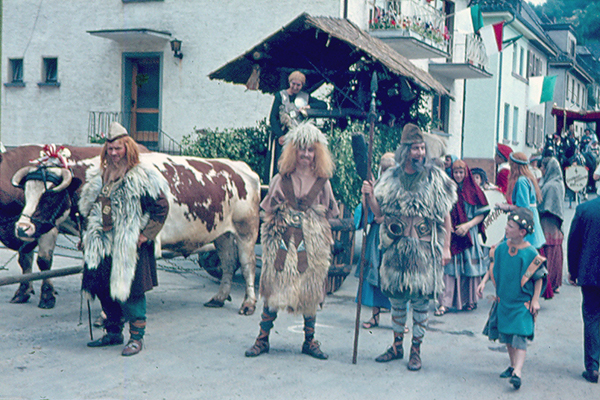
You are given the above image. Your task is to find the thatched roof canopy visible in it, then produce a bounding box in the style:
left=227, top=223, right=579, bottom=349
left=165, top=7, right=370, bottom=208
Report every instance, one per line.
left=209, top=13, right=449, bottom=97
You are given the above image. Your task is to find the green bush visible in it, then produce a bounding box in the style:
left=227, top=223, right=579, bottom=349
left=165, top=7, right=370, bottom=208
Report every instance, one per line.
left=181, top=119, right=271, bottom=184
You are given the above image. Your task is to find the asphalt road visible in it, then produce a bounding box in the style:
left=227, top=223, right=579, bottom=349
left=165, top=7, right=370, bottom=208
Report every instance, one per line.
left=0, top=198, right=598, bottom=400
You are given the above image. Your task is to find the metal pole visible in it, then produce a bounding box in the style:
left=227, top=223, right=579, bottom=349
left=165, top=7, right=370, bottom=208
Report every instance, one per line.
left=352, top=72, right=377, bottom=365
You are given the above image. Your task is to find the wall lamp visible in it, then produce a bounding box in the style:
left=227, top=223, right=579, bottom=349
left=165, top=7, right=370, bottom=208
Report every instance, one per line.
left=170, top=39, right=183, bottom=59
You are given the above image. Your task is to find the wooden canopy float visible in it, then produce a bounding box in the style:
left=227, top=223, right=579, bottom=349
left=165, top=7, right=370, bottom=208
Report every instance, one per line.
left=209, top=12, right=449, bottom=116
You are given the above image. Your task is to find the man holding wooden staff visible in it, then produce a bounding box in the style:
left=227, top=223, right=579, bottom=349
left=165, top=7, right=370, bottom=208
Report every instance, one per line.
left=362, top=123, right=456, bottom=370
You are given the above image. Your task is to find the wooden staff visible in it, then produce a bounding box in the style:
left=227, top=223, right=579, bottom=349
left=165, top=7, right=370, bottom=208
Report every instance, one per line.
left=352, top=72, right=377, bottom=364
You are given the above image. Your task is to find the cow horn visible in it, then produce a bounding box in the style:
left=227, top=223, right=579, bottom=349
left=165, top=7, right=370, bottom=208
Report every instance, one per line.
left=11, top=166, right=35, bottom=188
left=51, top=168, right=73, bottom=192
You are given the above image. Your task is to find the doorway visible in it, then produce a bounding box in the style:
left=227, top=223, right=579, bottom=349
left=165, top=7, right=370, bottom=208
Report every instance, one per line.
left=123, top=54, right=162, bottom=147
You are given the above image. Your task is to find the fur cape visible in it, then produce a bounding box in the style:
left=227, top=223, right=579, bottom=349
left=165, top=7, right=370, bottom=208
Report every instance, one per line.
left=259, top=202, right=332, bottom=316
left=374, top=164, right=457, bottom=298
left=79, top=163, right=169, bottom=301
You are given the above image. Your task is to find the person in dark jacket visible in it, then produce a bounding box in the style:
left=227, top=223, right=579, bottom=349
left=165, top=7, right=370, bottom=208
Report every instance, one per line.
left=568, top=197, right=600, bottom=383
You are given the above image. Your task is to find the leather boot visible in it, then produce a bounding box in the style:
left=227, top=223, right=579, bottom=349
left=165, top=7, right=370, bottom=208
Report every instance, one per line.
left=245, top=337, right=269, bottom=357
left=302, top=339, right=328, bottom=360
left=245, top=306, right=276, bottom=357
left=407, top=339, right=422, bottom=371
left=87, top=332, right=124, bottom=347
left=122, top=339, right=143, bottom=356
left=375, top=333, right=403, bottom=362
left=301, top=315, right=327, bottom=359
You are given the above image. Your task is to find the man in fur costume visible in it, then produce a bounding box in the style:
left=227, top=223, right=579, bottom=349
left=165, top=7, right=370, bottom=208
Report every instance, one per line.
left=245, top=122, right=339, bottom=360
left=363, top=123, right=456, bottom=371
left=80, top=122, right=169, bottom=356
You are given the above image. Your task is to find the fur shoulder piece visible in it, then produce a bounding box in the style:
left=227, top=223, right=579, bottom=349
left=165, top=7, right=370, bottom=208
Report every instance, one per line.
left=79, top=163, right=170, bottom=218
left=375, top=164, right=457, bottom=223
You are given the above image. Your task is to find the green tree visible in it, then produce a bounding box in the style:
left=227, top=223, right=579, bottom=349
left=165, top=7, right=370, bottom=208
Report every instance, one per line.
left=532, top=0, right=600, bottom=44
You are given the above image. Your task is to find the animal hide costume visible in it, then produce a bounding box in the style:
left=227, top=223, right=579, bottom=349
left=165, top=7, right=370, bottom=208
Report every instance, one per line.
left=79, top=163, right=169, bottom=302
left=259, top=174, right=335, bottom=316
left=375, top=165, right=457, bottom=298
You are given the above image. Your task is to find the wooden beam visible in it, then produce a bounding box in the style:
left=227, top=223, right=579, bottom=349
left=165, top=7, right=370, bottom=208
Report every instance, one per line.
left=0, top=266, right=83, bottom=287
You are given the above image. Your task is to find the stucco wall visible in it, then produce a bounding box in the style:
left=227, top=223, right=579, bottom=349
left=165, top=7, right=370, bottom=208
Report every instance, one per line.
left=1, top=0, right=342, bottom=146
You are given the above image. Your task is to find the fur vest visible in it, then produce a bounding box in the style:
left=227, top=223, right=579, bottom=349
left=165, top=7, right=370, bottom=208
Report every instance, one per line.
left=79, top=163, right=169, bottom=301
left=259, top=202, right=332, bottom=316
left=374, top=164, right=457, bottom=298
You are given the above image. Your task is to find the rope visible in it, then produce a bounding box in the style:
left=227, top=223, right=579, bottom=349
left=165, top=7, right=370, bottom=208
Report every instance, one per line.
left=0, top=252, right=18, bottom=271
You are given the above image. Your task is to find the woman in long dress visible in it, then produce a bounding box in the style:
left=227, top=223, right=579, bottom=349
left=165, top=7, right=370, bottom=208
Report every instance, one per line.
left=436, top=160, right=489, bottom=315
left=498, top=152, right=546, bottom=250
left=355, top=153, right=395, bottom=329
left=538, top=157, right=565, bottom=299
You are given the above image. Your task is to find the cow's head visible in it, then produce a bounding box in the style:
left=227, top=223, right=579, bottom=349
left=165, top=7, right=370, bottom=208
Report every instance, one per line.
left=11, top=166, right=73, bottom=241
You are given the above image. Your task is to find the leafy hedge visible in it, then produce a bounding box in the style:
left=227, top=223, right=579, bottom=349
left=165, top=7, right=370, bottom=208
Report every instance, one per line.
left=182, top=119, right=272, bottom=184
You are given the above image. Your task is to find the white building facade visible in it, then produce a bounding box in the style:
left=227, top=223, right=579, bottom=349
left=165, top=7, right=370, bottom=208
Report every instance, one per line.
left=2, top=0, right=361, bottom=148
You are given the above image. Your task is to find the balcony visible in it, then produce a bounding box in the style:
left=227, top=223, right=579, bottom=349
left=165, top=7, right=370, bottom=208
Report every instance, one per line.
left=369, top=0, right=450, bottom=59
left=429, top=33, right=492, bottom=80
left=88, top=111, right=181, bottom=155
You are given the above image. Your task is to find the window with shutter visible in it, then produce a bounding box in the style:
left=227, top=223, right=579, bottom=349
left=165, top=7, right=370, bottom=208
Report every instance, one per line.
left=526, top=111, right=534, bottom=146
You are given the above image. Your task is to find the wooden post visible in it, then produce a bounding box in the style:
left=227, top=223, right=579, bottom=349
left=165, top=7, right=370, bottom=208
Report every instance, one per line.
left=352, top=72, right=377, bottom=365
left=0, top=266, right=83, bottom=287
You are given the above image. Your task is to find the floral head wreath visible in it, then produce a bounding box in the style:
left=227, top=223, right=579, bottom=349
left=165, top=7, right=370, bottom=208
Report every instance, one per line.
left=30, top=144, right=74, bottom=169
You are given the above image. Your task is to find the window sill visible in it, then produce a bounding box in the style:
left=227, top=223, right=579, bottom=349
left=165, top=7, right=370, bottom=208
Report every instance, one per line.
left=511, top=72, right=528, bottom=84
left=37, top=82, right=61, bottom=87
left=4, top=82, right=25, bottom=87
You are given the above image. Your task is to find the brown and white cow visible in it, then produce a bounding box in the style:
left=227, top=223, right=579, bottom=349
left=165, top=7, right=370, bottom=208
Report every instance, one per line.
left=142, top=152, right=260, bottom=315
left=1, top=145, right=101, bottom=308
left=1, top=145, right=260, bottom=315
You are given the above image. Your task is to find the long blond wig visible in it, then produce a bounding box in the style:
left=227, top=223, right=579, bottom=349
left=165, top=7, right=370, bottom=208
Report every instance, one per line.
left=278, top=123, right=334, bottom=178
left=506, top=151, right=542, bottom=203
left=100, top=136, right=140, bottom=171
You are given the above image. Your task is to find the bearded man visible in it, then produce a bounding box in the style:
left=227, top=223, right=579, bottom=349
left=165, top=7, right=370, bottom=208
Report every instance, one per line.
left=363, top=123, right=456, bottom=370
left=80, top=122, right=169, bottom=356
left=245, top=122, right=339, bottom=360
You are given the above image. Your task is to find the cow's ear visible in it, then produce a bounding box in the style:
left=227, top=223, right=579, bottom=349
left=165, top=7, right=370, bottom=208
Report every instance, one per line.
left=11, top=166, right=34, bottom=188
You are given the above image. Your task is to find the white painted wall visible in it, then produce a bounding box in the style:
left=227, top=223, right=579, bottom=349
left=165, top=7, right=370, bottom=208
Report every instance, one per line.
left=1, top=0, right=342, bottom=146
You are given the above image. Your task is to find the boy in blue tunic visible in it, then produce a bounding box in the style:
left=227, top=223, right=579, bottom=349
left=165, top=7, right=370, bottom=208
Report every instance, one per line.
left=484, top=208, right=546, bottom=390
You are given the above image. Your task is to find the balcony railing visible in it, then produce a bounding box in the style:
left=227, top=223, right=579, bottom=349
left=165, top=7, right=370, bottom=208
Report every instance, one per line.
left=369, top=0, right=451, bottom=54
left=465, top=33, right=488, bottom=69
left=87, top=111, right=181, bottom=155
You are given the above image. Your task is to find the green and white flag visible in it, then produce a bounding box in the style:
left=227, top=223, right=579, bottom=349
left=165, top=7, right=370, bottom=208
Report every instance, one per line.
left=529, top=75, right=557, bottom=104
left=455, top=5, right=484, bottom=34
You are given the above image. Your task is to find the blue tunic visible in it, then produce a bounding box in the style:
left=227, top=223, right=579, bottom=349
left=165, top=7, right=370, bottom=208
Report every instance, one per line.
left=512, top=177, right=546, bottom=249
left=493, top=241, right=540, bottom=338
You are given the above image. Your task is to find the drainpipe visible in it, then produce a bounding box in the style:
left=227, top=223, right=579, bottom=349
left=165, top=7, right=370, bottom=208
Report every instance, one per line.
left=343, top=0, right=348, bottom=19
left=461, top=79, right=467, bottom=158
left=495, top=51, right=504, bottom=144
left=494, top=16, right=516, bottom=145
